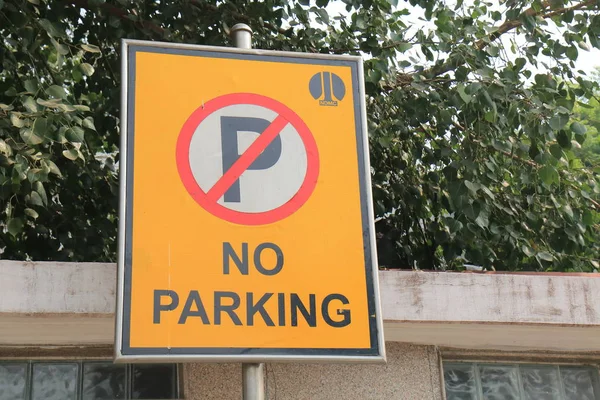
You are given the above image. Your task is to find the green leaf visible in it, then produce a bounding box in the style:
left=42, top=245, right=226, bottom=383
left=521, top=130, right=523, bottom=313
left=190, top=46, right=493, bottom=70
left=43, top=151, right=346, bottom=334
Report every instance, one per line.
left=63, top=149, right=79, bottom=160
left=487, top=46, right=499, bottom=57
left=446, top=218, right=463, bottom=234
left=34, top=181, right=48, bottom=206
left=353, top=15, right=366, bottom=29
left=58, top=104, right=76, bottom=112
left=475, top=210, right=489, bottom=228
left=583, top=210, right=594, bottom=225
left=557, top=130, right=571, bottom=148
left=37, top=98, right=62, bottom=108
left=464, top=203, right=480, bottom=220
left=10, top=113, right=25, bottom=128
left=537, top=251, right=554, bottom=261
left=32, top=117, right=48, bottom=137
left=549, top=114, right=569, bottom=130
left=66, top=126, right=85, bottom=142
left=50, top=37, right=69, bottom=55
left=20, top=128, right=44, bottom=146
left=7, top=218, right=24, bottom=237
left=484, top=111, right=497, bottom=123
left=315, top=8, right=329, bottom=24
left=481, top=186, right=495, bottom=200
left=566, top=45, right=578, bottom=60
left=464, top=180, right=479, bottom=195
left=46, top=85, right=67, bottom=99
left=80, top=63, right=95, bottom=76
left=72, top=68, right=83, bottom=82
left=23, top=96, right=38, bottom=112
left=38, top=19, right=65, bottom=38
left=82, top=117, right=96, bottom=131
left=457, top=84, right=472, bottom=104
left=539, top=165, right=559, bottom=185
left=421, top=45, right=434, bottom=61
left=522, top=245, right=535, bottom=257
left=24, top=79, right=38, bottom=94
left=562, top=204, right=574, bottom=220
left=73, top=105, right=90, bottom=112
left=578, top=40, right=591, bottom=51
left=81, top=43, right=101, bottom=53
left=28, top=191, right=44, bottom=206
left=570, top=122, right=586, bottom=135
left=550, top=144, right=563, bottom=159
left=492, top=139, right=512, bottom=153
left=395, top=42, right=412, bottom=52
left=43, top=159, right=62, bottom=177
left=514, top=58, right=526, bottom=71
left=24, top=208, right=39, bottom=219
left=0, top=139, right=10, bottom=155
left=27, top=168, right=46, bottom=183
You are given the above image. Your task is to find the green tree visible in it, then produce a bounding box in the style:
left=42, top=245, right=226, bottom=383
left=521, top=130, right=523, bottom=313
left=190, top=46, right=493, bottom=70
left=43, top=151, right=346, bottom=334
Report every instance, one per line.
left=573, top=68, right=600, bottom=167
left=1, top=0, right=599, bottom=271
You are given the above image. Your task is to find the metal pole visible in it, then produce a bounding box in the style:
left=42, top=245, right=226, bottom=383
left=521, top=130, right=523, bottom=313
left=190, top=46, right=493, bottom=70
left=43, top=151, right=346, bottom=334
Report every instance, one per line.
left=231, top=23, right=253, bottom=50
left=242, top=363, right=265, bottom=400
left=230, top=23, right=265, bottom=400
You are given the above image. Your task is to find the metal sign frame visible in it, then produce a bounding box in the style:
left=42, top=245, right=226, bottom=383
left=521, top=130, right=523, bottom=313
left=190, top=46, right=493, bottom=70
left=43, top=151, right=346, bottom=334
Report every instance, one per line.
left=115, top=39, right=385, bottom=363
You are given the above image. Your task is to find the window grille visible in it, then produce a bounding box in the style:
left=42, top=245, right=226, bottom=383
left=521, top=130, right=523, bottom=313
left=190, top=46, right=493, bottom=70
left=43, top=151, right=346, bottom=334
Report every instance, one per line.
left=0, top=361, right=179, bottom=400
left=444, top=362, right=600, bottom=400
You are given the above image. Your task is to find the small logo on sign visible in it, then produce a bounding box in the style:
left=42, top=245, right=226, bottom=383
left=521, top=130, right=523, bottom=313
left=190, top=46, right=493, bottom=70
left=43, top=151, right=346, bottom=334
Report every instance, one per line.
left=309, top=72, right=345, bottom=107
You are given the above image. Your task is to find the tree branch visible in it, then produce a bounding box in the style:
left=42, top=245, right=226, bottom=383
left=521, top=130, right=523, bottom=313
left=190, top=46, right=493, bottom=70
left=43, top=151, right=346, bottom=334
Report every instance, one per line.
left=70, top=0, right=165, bottom=35
left=69, top=0, right=288, bottom=38
left=394, top=0, right=598, bottom=87
left=452, top=121, right=600, bottom=211
left=191, top=1, right=288, bottom=35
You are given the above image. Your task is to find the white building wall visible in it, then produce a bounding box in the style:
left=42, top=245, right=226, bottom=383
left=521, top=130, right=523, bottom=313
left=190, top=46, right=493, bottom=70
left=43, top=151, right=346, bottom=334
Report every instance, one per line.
left=2, top=261, right=600, bottom=399
left=1, top=261, right=599, bottom=352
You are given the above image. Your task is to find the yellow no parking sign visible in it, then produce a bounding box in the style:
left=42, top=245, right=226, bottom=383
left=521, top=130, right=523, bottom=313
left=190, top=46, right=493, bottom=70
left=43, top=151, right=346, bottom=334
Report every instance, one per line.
left=115, top=40, right=385, bottom=362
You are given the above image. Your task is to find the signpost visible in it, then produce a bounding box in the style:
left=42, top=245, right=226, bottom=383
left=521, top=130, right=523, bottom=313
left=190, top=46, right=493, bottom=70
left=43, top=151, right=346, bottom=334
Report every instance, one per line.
left=115, top=24, right=385, bottom=383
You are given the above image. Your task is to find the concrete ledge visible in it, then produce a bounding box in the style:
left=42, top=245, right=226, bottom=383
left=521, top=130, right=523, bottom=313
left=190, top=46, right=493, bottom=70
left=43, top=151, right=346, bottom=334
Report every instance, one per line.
left=385, top=322, right=600, bottom=352
left=0, top=314, right=114, bottom=346
left=2, top=262, right=599, bottom=351
left=380, top=270, right=600, bottom=326
left=0, top=261, right=115, bottom=313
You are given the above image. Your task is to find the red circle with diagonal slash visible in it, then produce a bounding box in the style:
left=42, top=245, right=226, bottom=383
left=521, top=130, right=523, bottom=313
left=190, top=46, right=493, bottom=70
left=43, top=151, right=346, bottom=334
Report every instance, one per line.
left=176, top=93, right=319, bottom=225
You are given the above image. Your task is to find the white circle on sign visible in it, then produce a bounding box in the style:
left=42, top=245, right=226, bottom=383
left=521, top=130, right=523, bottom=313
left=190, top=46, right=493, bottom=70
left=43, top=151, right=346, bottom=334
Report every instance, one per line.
left=188, top=104, right=308, bottom=213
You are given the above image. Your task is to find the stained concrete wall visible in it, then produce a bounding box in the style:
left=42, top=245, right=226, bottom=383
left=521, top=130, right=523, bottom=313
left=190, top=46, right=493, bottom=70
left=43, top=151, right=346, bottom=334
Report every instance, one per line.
left=2, top=261, right=600, bottom=352
left=4, top=262, right=600, bottom=399
left=381, top=270, right=600, bottom=325
left=183, top=343, right=443, bottom=400
left=0, top=260, right=115, bottom=313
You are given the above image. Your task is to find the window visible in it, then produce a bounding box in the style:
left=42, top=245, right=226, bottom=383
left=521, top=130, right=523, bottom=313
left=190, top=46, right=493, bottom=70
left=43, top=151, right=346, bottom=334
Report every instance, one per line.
left=0, top=361, right=179, bottom=400
left=444, top=362, right=600, bottom=400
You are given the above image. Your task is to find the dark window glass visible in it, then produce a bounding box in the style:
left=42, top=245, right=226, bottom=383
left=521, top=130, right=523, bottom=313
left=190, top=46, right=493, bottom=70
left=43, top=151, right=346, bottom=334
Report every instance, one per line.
left=0, top=361, right=178, bottom=400
left=82, top=363, right=126, bottom=400
left=0, top=363, right=27, bottom=400
left=520, top=366, right=560, bottom=400
left=444, top=363, right=600, bottom=400
left=444, top=363, right=477, bottom=400
left=32, top=363, right=78, bottom=400
left=562, top=367, right=598, bottom=400
left=132, top=364, right=176, bottom=399
left=479, top=365, right=519, bottom=400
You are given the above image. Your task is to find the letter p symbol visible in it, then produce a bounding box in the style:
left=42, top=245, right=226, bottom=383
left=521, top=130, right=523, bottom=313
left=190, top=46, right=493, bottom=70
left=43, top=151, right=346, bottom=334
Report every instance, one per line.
left=220, top=116, right=282, bottom=203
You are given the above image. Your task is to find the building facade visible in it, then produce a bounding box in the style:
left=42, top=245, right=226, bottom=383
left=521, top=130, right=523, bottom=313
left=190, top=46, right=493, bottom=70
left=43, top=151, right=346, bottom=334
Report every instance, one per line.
left=1, top=261, right=599, bottom=399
